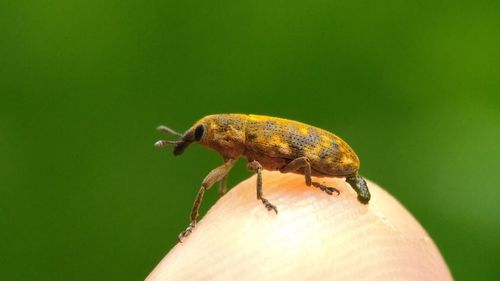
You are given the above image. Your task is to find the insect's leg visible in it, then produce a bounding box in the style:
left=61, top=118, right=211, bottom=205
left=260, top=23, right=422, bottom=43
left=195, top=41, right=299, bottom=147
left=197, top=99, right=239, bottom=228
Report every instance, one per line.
left=345, top=173, right=371, bottom=204
left=246, top=160, right=278, bottom=214
left=280, top=157, right=339, bottom=196
left=218, top=175, right=228, bottom=197
left=178, top=159, right=237, bottom=241
left=280, top=156, right=312, bottom=185
left=311, top=182, right=340, bottom=196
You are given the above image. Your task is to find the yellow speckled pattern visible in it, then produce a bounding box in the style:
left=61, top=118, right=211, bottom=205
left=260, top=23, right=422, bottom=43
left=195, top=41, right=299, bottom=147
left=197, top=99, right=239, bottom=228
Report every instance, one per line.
left=244, top=114, right=359, bottom=176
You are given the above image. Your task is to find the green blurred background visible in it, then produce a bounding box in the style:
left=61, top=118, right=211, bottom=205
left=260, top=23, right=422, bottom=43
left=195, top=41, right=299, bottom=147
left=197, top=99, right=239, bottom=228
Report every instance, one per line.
left=1, top=1, right=499, bottom=280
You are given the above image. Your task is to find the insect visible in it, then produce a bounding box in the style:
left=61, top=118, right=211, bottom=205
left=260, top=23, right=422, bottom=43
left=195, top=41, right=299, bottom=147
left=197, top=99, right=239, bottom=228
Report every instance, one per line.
left=155, top=114, right=371, bottom=241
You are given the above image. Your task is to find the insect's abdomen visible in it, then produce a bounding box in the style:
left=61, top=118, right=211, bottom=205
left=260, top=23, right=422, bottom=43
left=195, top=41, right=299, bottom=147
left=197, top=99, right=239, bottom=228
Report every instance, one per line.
left=244, top=115, right=359, bottom=176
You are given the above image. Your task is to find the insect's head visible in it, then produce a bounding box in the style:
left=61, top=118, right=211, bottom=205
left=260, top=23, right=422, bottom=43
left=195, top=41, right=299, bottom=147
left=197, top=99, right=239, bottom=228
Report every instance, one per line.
left=154, top=121, right=206, bottom=156
left=155, top=114, right=246, bottom=158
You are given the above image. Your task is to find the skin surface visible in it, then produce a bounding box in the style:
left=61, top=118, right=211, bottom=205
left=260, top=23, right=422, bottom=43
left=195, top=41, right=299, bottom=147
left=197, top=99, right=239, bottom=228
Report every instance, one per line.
left=146, top=172, right=452, bottom=281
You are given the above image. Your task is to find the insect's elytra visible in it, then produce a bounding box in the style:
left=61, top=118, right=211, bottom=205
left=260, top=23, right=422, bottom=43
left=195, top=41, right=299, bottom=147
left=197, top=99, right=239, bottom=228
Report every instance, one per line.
left=155, top=114, right=371, bottom=241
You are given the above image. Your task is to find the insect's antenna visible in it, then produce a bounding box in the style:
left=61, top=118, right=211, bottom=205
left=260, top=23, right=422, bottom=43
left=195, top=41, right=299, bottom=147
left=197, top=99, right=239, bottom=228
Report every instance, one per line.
left=154, top=140, right=182, bottom=148
left=157, top=125, right=182, bottom=137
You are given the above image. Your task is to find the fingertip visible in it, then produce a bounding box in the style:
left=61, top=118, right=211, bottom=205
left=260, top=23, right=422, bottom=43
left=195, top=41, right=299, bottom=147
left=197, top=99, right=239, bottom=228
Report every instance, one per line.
left=147, top=172, right=452, bottom=281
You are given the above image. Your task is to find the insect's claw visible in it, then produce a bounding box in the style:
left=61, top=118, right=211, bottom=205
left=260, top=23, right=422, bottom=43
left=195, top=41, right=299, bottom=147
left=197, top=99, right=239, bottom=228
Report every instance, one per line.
left=312, top=182, right=340, bottom=196
left=178, top=222, right=196, bottom=242
left=325, top=186, right=339, bottom=195
left=261, top=198, right=278, bottom=214
left=177, top=232, right=187, bottom=243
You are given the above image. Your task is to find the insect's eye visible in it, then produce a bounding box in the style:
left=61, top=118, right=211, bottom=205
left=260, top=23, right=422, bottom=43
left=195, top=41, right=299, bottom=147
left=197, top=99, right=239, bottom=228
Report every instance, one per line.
left=194, top=124, right=205, bottom=141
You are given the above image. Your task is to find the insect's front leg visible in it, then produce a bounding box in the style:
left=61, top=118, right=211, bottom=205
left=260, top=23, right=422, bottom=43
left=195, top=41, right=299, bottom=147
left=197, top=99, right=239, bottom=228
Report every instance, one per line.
left=246, top=160, right=278, bottom=214
left=280, top=157, right=340, bottom=196
left=179, top=158, right=237, bottom=242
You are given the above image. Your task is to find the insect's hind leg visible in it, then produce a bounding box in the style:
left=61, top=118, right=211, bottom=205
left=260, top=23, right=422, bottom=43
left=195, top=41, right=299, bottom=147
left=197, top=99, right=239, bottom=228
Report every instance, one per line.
left=345, top=173, right=371, bottom=204
left=246, top=160, right=278, bottom=214
left=280, top=157, right=339, bottom=196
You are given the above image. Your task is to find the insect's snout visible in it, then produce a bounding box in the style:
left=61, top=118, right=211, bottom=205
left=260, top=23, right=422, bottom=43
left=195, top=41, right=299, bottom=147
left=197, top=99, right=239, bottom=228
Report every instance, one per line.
left=155, top=125, right=193, bottom=156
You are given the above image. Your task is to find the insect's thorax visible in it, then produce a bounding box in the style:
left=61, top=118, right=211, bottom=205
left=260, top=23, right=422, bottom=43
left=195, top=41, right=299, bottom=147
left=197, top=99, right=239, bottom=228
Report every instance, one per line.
left=199, top=114, right=248, bottom=159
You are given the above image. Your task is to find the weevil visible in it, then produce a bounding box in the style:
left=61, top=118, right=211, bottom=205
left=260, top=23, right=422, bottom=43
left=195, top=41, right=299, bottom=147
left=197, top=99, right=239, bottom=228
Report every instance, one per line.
left=155, top=114, right=371, bottom=241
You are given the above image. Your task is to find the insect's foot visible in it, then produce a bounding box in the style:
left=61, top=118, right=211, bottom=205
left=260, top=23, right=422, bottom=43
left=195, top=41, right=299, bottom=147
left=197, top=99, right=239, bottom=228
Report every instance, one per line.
left=312, top=182, right=340, bottom=196
left=178, top=222, right=196, bottom=242
left=326, top=186, right=340, bottom=195
left=261, top=198, right=278, bottom=214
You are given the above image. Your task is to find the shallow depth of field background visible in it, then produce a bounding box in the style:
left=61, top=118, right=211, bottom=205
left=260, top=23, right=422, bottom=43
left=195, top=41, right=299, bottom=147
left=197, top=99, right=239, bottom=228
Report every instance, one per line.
left=1, top=1, right=499, bottom=280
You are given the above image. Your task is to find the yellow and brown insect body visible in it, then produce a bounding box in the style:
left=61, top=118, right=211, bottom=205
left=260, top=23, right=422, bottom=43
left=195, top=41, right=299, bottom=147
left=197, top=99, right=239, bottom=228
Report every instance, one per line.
left=243, top=115, right=360, bottom=176
left=155, top=114, right=371, bottom=241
